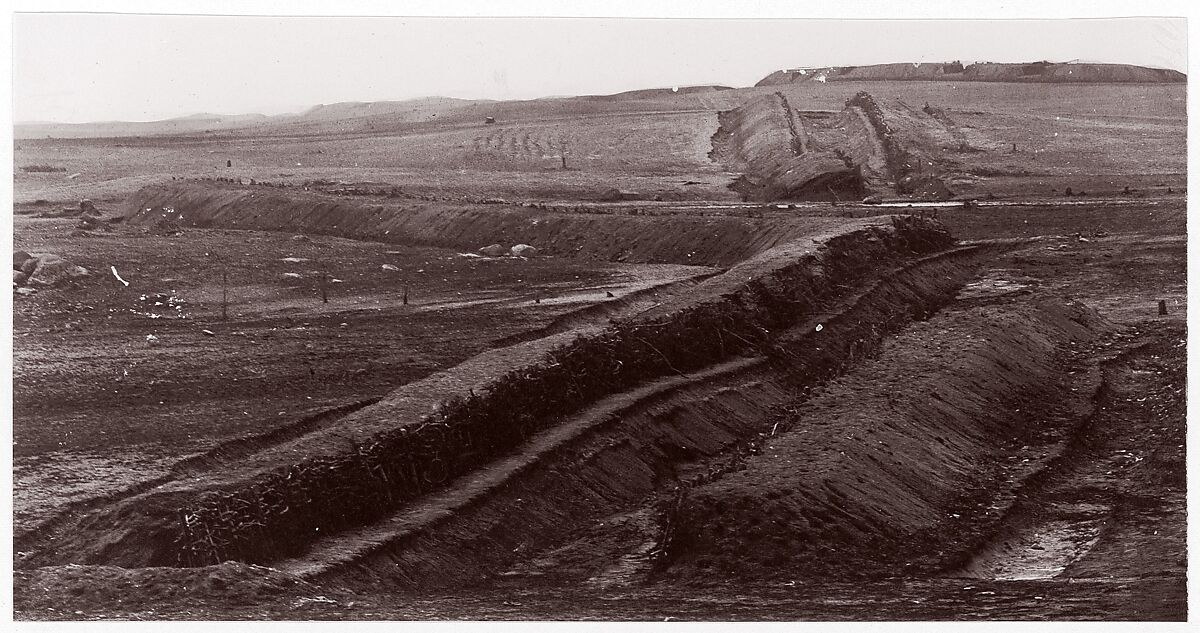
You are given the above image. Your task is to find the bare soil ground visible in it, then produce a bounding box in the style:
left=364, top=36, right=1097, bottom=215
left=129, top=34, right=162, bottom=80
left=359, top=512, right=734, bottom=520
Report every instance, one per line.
left=10, top=80, right=1187, bottom=621
left=14, top=83, right=1184, bottom=206
left=11, top=211, right=712, bottom=531
left=12, top=197, right=1186, bottom=620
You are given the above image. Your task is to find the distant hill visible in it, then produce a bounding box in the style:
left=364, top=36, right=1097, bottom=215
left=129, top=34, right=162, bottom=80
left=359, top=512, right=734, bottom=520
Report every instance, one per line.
left=296, top=97, right=489, bottom=122
left=579, top=85, right=734, bottom=101
left=14, top=113, right=273, bottom=139
left=756, top=62, right=1186, bottom=86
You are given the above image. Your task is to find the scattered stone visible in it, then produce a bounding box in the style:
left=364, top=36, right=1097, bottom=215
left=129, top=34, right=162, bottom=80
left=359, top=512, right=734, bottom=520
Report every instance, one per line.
left=146, top=334, right=159, bottom=346
left=381, top=264, right=400, bottom=271
left=861, top=195, right=883, bottom=204
left=478, top=244, right=507, bottom=257
left=201, top=329, right=216, bottom=336
left=291, top=235, right=311, bottom=242
left=281, top=257, right=308, bottom=263
left=282, top=272, right=303, bottom=279
left=600, top=188, right=640, bottom=202
left=28, top=255, right=90, bottom=287
left=511, top=244, right=539, bottom=257
left=15, top=286, right=37, bottom=296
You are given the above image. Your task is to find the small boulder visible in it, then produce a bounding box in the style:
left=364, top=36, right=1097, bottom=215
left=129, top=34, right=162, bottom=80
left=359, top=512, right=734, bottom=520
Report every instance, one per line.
left=478, top=244, right=507, bottom=257
left=15, top=286, right=36, bottom=296
left=510, top=244, right=539, bottom=257
left=381, top=264, right=400, bottom=271
left=291, top=235, right=311, bottom=242
left=28, top=255, right=90, bottom=287
left=14, top=250, right=31, bottom=270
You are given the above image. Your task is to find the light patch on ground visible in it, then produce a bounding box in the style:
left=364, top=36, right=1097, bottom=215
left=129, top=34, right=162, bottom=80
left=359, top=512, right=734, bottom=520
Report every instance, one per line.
left=13, top=451, right=179, bottom=532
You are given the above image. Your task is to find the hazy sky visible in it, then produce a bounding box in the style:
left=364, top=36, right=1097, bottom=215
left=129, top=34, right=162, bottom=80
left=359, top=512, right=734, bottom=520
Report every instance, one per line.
left=13, top=13, right=1188, bottom=123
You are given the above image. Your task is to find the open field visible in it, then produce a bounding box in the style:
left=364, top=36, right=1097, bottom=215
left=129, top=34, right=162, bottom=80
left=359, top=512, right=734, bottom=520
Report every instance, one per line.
left=11, top=77, right=1188, bottom=621
left=14, top=82, right=1184, bottom=205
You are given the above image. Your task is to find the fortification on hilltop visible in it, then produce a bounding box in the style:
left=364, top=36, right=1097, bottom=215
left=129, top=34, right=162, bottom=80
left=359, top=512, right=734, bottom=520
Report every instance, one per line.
left=756, top=61, right=1186, bottom=87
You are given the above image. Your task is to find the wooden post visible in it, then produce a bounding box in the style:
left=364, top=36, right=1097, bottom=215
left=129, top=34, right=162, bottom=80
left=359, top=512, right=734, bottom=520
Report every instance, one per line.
left=403, top=286, right=409, bottom=306
left=320, top=272, right=329, bottom=304
left=1159, top=300, right=1168, bottom=315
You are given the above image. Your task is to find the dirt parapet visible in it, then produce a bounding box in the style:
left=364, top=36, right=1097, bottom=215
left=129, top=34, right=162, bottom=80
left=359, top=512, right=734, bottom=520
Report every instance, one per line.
left=125, top=182, right=859, bottom=268
left=309, top=246, right=990, bottom=588
left=21, top=216, right=953, bottom=570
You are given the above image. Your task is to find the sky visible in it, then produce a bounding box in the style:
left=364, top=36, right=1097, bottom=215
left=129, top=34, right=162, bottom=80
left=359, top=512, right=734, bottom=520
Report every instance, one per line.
left=12, top=12, right=1189, bottom=124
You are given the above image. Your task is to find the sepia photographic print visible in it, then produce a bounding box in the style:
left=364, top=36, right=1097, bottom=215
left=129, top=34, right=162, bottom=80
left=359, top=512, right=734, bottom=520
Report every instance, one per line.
left=7, top=1, right=1193, bottom=624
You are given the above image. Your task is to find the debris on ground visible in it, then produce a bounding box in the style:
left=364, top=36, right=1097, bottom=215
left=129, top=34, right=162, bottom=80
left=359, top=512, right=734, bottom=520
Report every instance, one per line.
left=133, top=292, right=187, bottom=319
left=27, top=255, right=90, bottom=287
left=511, top=244, right=539, bottom=257
left=381, top=264, right=400, bottom=271
left=479, top=244, right=507, bottom=257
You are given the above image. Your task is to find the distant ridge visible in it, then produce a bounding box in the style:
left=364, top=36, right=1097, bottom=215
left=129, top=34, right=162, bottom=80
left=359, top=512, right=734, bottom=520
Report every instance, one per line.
left=756, top=61, right=1186, bottom=86
left=14, top=112, right=274, bottom=139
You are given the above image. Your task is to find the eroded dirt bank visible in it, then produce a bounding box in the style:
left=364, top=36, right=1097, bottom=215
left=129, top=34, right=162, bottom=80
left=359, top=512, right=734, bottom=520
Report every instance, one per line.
left=658, top=299, right=1111, bottom=581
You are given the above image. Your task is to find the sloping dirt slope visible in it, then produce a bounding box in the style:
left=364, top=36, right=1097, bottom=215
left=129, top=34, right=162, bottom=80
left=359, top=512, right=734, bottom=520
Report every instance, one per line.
left=659, top=299, right=1113, bottom=581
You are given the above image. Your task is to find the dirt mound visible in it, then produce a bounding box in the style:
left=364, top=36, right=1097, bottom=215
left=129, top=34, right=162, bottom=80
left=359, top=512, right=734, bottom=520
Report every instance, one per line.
left=123, top=182, right=860, bottom=267
left=27, top=254, right=90, bottom=287
left=711, top=93, right=863, bottom=201
left=657, top=299, right=1112, bottom=581
left=756, top=62, right=1186, bottom=86
left=711, top=91, right=956, bottom=201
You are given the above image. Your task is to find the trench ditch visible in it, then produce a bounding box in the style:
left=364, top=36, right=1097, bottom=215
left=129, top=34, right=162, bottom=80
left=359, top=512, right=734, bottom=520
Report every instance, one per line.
left=18, top=214, right=956, bottom=572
